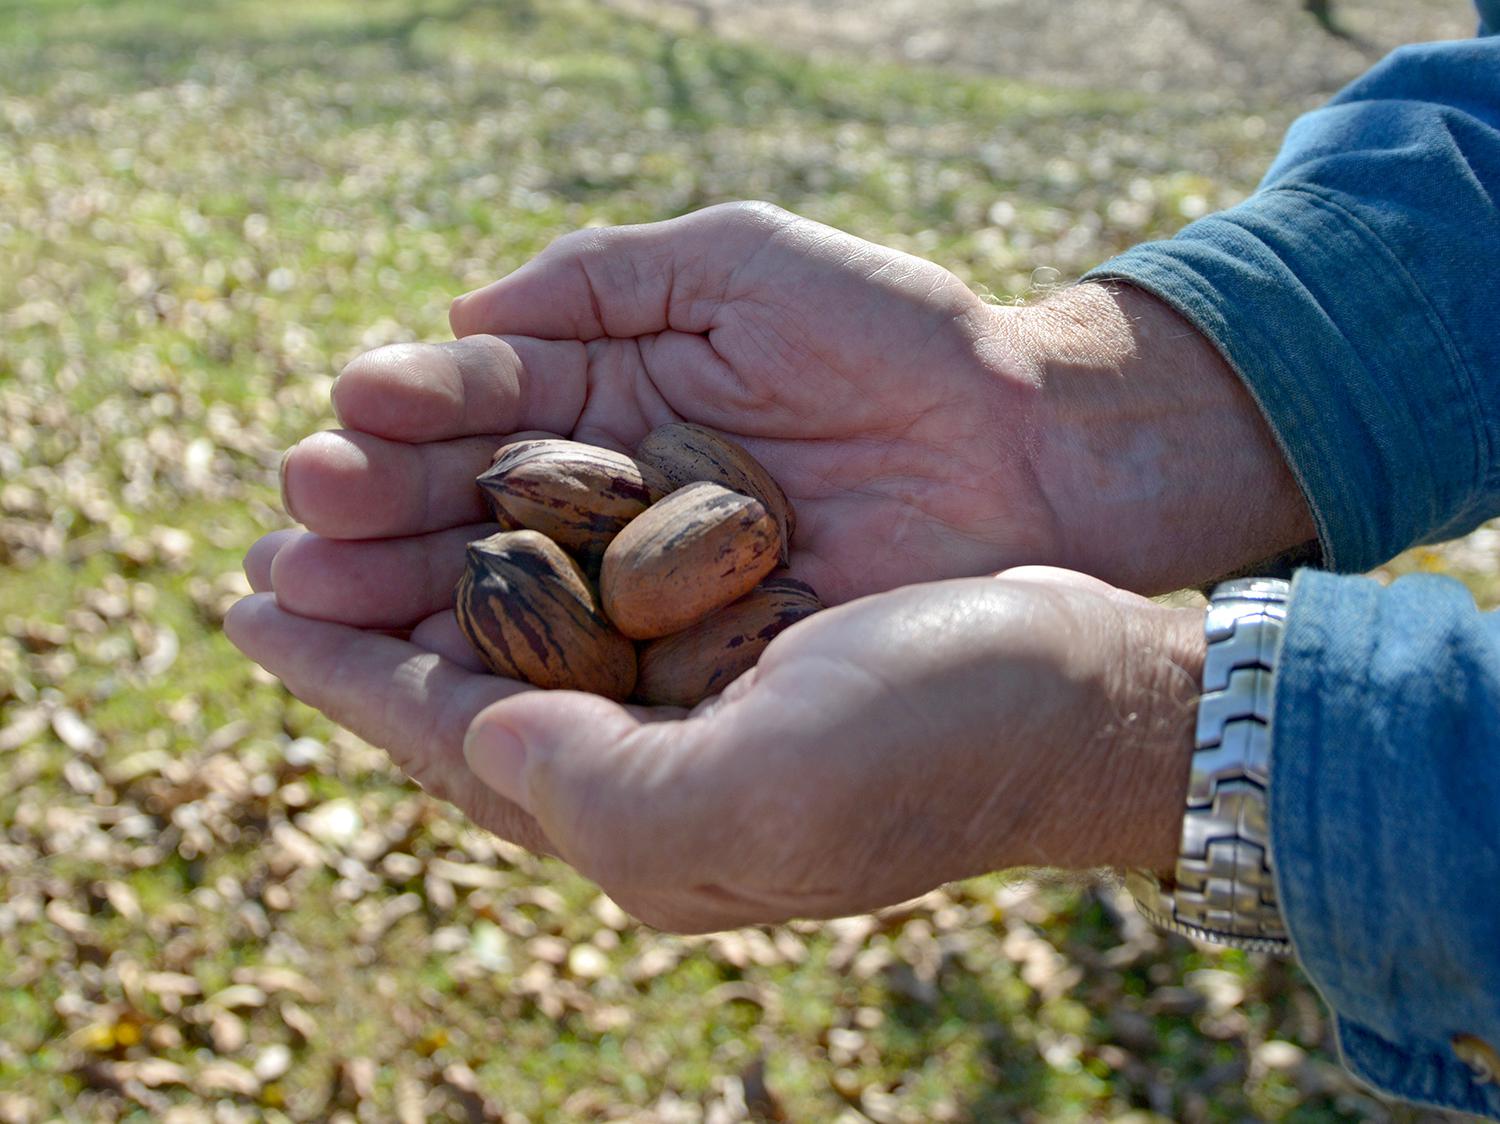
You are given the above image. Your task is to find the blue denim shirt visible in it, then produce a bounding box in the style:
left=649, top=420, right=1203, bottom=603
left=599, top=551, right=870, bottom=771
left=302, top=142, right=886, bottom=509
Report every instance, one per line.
left=1087, top=4, right=1500, bottom=1117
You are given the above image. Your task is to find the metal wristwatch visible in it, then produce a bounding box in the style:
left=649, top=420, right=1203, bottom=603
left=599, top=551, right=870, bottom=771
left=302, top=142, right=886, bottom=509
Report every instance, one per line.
left=1126, top=577, right=1293, bottom=955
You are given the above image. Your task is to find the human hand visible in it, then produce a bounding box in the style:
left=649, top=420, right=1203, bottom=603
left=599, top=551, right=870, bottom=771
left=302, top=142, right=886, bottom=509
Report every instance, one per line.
left=266, top=202, right=1052, bottom=628
left=456, top=565, right=1206, bottom=931
left=226, top=564, right=1205, bottom=931
left=265, top=203, right=1314, bottom=650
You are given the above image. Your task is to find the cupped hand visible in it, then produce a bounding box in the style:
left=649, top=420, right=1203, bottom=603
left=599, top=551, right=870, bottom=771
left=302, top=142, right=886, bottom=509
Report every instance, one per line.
left=265, top=201, right=1056, bottom=647
left=226, top=564, right=1204, bottom=931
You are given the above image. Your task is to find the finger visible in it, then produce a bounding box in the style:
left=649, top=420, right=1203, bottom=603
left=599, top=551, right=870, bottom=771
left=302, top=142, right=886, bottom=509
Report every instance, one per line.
left=462, top=692, right=686, bottom=895
left=463, top=687, right=780, bottom=912
left=462, top=684, right=877, bottom=931
left=245, top=529, right=300, bottom=593
left=223, top=593, right=553, bottom=854
left=331, top=335, right=588, bottom=443
left=269, top=524, right=489, bottom=629
left=410, top=609, right=486, bottom=673
left=449, top=201, right=794, bottom=341
left=280, top=429, right=558, bottom=540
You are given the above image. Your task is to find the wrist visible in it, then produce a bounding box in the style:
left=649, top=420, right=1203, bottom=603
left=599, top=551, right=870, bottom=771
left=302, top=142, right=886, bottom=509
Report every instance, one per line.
left=1126, top=578, right=1292, bottom=953
left=1000, top=282, right=1316, bottom=593
left=968, top=573, right=1205, bottom=875
left=1098, top=602, right=1206, bottom=874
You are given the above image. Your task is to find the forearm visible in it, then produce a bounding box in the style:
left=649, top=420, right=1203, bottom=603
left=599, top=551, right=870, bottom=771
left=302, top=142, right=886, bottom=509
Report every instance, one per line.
left=995, top=283, right=1317, bottom=594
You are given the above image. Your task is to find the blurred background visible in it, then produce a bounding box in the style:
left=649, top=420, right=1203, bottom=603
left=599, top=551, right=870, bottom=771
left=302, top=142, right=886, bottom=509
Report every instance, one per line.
left=2, top=0, right=1495, bottom=1120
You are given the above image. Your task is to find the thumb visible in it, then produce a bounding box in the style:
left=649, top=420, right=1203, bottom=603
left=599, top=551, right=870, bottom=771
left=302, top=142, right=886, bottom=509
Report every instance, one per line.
left=463, top=691, right=692, bottom=888
left=462, top=691, right=763, bottom=928
left=463, top=690, right=644, bottom=816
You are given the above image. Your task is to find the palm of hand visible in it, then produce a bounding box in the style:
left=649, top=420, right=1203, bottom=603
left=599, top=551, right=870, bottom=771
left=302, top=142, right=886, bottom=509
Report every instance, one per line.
left=450, top=201, right=1049, bottom=601
left=265, top=204, right=1049, bottom=640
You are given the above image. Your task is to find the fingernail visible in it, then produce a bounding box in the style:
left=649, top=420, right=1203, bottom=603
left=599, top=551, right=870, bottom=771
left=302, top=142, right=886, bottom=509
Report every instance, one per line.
left=328, top=374, right=347, bottom=426
left=278, top=446, right=301, bottom=524
left=464, top=718, right=530, bottom=810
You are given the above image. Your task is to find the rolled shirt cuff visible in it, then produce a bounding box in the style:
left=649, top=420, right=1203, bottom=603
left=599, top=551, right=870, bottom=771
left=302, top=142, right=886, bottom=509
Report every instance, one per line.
left=1084, top=184, right=1486, bottom=574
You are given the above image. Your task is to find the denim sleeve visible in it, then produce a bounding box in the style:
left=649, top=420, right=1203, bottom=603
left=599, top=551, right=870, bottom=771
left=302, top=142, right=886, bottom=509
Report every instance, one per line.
left=1272, top=570, right=1500, bottom=1119
left=1084, top=32, right=1500, bottom=574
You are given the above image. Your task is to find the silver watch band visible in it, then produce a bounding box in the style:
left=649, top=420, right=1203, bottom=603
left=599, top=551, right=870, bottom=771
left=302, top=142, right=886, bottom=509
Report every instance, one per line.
left=1126, top=577, right=1293, bottom=955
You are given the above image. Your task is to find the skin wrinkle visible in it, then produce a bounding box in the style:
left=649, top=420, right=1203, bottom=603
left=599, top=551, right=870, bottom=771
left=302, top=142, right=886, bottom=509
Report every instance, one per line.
left=802, top=226, right=857, bottom=270
left=405, top=345, right=459, bottom=416
left=969, top=312, right=1053, bottom=518
left=555, top=717, right=715, bottom=893
left=780, top=544, right=842, bottom=603
left=858, top=253, right=907, bottom=288
left=714, top=206, right=791, bottom=309
left=651, top=239, right=677, bottom=335
left=575, top=339, right=661, bottom=449
left=728, top=654, right=932, bottom=878
left=672, top=247, right=727, bottom=330
left=623, top=335, right=680, bottom=441
left=674, top=878, right=860, bottom=932
left=1018, top=283, right=1314, bottom=591
left=414, top=434, right=441, bottom=537
left=708, top=315, right=791, bottom=416
left=732, top=298, right=843, bottom=402
left=447, top=338, right=476, bottom=424
left=514, top=338, right=589, bottom=437
left=624, top=248, right=657, bottom=334
left=906, top=306, right=979, bottom=393
left=438, top=339, right=480, bottom=420
left=287, top=519, right=500, bottom=623
left=624, top=684, right=798, bottom=870
left=846, top=484, right=984, bottom=574
left=922, top=589, right=1099, bottom=866
left=574, top=251, right=610, bottom=340
left=800, top=493, right=982, bottom=598
left=626, top=335, right=681, bottom=417
left=1085, top=609, right=1201, bottom=870
left=814, top=407, right=1042, bottom=564
left=382, top=653, right=463, bottom=767
left=291, top=431, right=489, bottom=539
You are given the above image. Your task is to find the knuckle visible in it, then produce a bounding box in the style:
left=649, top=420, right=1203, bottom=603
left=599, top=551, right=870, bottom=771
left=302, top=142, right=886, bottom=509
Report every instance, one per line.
left=542, top=226, right=604, bottom=263
left=712, top=199, right=793, bottom=228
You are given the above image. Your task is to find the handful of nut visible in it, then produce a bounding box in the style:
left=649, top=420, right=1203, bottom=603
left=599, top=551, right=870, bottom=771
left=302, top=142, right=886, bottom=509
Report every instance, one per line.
left=455, top=423, right=822, bottom=707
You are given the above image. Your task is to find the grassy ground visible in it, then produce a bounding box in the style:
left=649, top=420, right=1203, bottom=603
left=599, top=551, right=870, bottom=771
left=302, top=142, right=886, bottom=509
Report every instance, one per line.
left=1, top=1, right=1495, bottom=1121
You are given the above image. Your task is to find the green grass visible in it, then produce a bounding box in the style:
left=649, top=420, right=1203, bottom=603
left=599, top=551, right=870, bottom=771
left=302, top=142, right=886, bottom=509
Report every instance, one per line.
left=0, top=0, right=1493, bottom=1120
